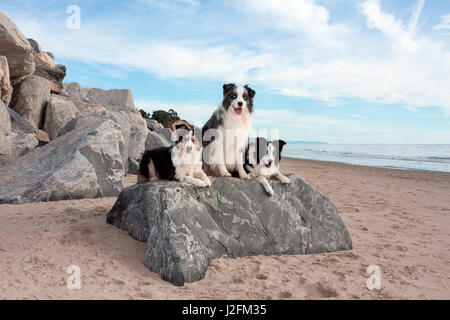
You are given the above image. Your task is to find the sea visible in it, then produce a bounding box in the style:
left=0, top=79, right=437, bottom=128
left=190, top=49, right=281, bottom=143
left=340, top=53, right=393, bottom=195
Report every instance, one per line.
left=283, top=144, right=450, bottom=173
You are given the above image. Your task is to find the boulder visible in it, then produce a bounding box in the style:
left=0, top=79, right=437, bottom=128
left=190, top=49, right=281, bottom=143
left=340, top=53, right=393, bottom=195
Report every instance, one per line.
left=0, top=101, right=12, bottom=155
left=10, top=130, right=38, bottom=156
left=7, top=107, right=37, bottom=134
left=43, top=95, right=79, bottom=140
left=9, top=75, right=51, bottom=127
left=0, top=119, right=126, bottom=204
left=62, top=82, right=89, bottom=101
left=128, top=158, right=140, bottom=175
left=58, top=110, right=147, bottom=173
left=34, top=129, right=50, bottom=147
left=34, top=63, right=66, bottom=94
left=0, top=11, right=35, bottom=81
left=34, top=52, right=55, bottom=68
left=155, top=127, right=174, bottom=144
left=0, top=55, right=12, bottom=105
left=85, top=88, right=137, bottom=113
left=27, top=38, right=42, bottom=53
left=145, top=130, right=170, bottom=150
left=107, top=175, right=353, bottom=286
left=145, top=119, right=163, bottom=131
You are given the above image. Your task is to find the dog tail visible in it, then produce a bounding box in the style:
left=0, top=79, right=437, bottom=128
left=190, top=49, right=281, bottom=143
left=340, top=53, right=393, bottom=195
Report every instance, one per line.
left=139, top=150, right=152, bottom=178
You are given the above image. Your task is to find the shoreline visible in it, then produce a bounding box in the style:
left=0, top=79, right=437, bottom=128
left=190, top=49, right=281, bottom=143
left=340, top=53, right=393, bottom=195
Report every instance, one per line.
left=283, top=156, right=450, bottom=176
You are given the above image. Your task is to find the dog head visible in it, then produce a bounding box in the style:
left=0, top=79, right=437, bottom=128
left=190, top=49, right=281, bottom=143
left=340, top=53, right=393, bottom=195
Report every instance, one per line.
left=222, top=83, right=255, bottom=116
left=249, top=137, right=287, bottom=175
left=174, top=128, right=202, bottom=155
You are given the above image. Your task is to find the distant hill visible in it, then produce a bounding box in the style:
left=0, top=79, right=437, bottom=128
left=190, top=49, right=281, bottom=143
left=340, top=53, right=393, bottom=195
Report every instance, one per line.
left=287, top=140, right=328, bottom=144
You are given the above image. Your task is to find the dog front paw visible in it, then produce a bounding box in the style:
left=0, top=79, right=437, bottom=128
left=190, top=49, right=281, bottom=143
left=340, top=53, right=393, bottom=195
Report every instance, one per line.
left=203, top=177, right=212, bottom=187
left=240, top=173, right=251, bottom=180
left=195, top=180, right=207, bottom=188
left=266, top=187, right=275, bottom=196
left=222, top=171, right=232, bottom=177
left=281, top=178, right=291, bottom=184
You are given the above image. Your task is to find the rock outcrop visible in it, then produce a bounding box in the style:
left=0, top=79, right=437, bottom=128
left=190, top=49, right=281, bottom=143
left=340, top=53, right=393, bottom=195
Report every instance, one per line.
left=9, top=75, right=51, bottom=127
left=0, top=101, right=12, bottom=156
left=10, top=130, right=38, bottom=156
left=0, top=11, right=35, bottom=82
left=7, top=106, right=37, bottom=134
left=0, top=11, right=175, bottom=203
left=107, top=175, right=353, bottom=286
left=43, top=95, right=79, bottom=140
left=0, top=119, right=126, bottom=204
left=0, top=55, right=12, bottom=105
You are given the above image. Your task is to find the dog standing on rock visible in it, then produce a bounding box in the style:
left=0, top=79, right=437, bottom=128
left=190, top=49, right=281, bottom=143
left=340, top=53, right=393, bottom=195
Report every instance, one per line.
left=202, top=83, right=255, bottom=179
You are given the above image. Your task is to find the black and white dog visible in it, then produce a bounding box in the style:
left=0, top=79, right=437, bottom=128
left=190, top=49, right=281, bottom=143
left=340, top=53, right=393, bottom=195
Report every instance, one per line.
left=202, top=83, right=255, bottom=179
left=139, top=128, right=211, bottom=188
left=245, top=137, right=291, bottom=196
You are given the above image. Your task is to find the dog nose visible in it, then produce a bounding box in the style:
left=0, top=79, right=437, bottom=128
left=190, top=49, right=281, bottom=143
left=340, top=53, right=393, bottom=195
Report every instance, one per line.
left=186, top=146, right=192, bottom=152
left=238, top=101, right=243, bottom=107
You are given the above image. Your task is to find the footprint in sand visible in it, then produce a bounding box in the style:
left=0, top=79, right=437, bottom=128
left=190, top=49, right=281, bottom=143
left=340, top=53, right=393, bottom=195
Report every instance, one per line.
left=256, top=273, right=267, bottom=280
left=306, top=282, right=339, bottom=298
left=278, top=291, right=292, bottom=298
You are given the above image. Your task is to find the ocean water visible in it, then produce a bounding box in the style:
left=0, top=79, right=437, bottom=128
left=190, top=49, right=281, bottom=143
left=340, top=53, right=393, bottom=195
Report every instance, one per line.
left=283, top=144, right=450, bottom=173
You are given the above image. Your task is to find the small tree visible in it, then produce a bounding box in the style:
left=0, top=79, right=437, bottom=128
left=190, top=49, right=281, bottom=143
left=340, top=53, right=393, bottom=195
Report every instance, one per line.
left=151, top=109, right=180, bottom=127
left=139, top=109, right=151, bottom=119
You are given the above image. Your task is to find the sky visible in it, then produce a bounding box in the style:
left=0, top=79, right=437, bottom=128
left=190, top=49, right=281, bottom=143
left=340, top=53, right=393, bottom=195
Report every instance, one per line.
left=1, top=0, right=450, bottom=143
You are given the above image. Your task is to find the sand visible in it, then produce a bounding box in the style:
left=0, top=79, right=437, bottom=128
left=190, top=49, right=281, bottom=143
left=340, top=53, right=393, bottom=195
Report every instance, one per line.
left=0, top=158, right=449, bottom=300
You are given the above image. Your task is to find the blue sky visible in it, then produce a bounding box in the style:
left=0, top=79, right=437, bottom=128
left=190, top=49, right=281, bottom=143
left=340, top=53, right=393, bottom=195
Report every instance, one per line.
left=2, top=0, right=450, bottom=143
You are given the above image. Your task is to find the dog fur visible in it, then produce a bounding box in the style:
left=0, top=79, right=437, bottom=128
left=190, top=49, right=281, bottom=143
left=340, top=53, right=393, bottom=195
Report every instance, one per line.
left=245, top=137, right=290, bottom=196
left=202, top=83, right=255, bottom=179
left=139, top=128, right=211, bottom=188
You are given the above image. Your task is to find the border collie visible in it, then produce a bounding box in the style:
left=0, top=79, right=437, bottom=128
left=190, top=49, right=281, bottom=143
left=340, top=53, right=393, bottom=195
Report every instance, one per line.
left=245, top=137, right=291, bottom=196
left=202, top=83, right=255, bottom=179
left=139, top=128, right=211, bottom=188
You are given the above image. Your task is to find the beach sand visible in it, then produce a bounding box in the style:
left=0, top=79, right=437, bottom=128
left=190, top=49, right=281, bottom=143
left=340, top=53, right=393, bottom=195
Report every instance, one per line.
left=0, top=157, right=449, bottom=300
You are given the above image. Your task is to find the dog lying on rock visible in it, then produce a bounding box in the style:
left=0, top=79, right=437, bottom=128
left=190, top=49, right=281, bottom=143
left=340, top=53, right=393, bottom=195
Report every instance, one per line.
left=138, top=127, right=211, bottom=188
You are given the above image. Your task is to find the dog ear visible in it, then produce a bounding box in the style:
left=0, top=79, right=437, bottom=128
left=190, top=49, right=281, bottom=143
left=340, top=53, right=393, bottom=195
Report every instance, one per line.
left=273, top=140, right=287, bottom=153
left=223, top=83, right=235, bottom=96
left=244, top=85, right=256, bottom=98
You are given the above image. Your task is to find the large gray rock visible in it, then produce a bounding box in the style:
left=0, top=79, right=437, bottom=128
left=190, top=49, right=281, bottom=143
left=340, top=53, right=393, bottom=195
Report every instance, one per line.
left=85, top=88, right=136, bottom=113
left=0, top=101, right=12, bottom=155
left=58, top=110, right=147, bottom=172
left=145, top=130, right=170, bottom=150
left=0, top=55, right=12, bottom=105
left=155, top=127, right=174, bottom=144
left=107, top=175, right=352, bottom=286
left=7, top=107, right=37, bottom=133
left=0, top=11, right=35, bottom=81
left=10, top=130, right=38, bottom=156
left=0, top=119, right=125, bottom=204
left=43, top=95, right=79, bottom=140
left=10, top=75, right=51, bottom=127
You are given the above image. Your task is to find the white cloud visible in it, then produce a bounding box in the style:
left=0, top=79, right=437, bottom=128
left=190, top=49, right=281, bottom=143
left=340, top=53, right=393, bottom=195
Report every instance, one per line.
left=238, top=0, right=349, bottom=47
left=6, top=0, right=450, bottom=116
left=404, top=105, right=418, bottom=112
left=408, top=0, right=425, bottom=34
left=434, top=13, right=450, bottom=35
left=350, top=114, right=369, bottom=119
left=252, top=0, right=450, bottom=114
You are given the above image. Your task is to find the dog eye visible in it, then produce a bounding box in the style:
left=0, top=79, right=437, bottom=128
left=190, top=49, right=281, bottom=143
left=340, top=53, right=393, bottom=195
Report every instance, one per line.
left=243, top=95, right=248, bottom=100
left=232, top=94, right=237, bottom=99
